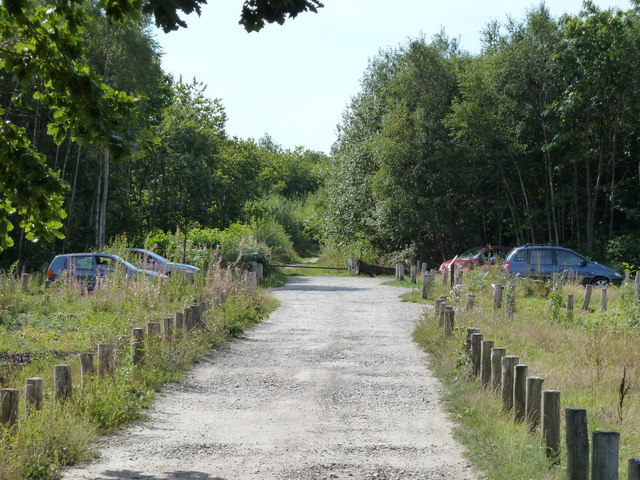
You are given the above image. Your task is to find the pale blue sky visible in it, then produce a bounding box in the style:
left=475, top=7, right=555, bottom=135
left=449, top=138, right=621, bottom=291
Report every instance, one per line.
left=156, top=1, right=633, bottom=154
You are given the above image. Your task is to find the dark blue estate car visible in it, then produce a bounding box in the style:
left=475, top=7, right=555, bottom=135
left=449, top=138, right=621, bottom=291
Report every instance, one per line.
left=503, top=245, right=622, bottom=287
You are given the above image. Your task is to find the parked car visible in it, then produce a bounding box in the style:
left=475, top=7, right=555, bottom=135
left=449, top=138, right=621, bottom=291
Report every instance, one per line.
left=127, top=248, right=199, bottom=281
left=503, top=244, right=622, bottom=286
left=439, top=246, right=511, bottom=272
left=46, top=253, right=167, bottom=288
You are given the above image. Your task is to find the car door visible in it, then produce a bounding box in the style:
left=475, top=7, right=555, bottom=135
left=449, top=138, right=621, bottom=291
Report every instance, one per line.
left=555, top=249, right=589, bottom=283
left=526, top=248, right=555, bottom=279
left=68, top=255, right=97, bottom=285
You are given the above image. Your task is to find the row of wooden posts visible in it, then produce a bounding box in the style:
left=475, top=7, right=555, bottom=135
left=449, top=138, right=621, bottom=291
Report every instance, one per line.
left=0, top=300, right=211, bottom=427
left=431, top=297, right=640, bottom=480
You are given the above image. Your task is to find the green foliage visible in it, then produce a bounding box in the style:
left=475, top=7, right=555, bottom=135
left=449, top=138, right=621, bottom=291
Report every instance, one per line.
left=608, top=234, right=640, bottom=271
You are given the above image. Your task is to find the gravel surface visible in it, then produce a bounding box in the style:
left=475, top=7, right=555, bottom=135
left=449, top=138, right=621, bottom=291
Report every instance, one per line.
left=62, top=276, right=477, bottom=480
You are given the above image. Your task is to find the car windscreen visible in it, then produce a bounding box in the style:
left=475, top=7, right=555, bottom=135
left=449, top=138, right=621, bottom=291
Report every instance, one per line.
left=458, top=247, right=485, bottom=259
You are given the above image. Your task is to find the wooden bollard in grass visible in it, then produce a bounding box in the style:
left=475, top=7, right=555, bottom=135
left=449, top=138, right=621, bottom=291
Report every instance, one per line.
left=0, top=388, right=19, bottom=425
left=465, top=327, right=480, bottom=350
left=493, top=283, right=503, bottom=309
left=442, top=268, right=448, bottom=285
left=567, top=294, right=574, bottom=321
left=434, top=298, right=444, bottom=326
left=175, top=311, right=184, bottom=331
left=184, top=307, right=192, bottom=330
left=505, top=280, right=516, bottom=318
left=163, top=317, right=173, bottom=342
left=470, top=333, right=483, bottom=377
left=54, top=364, right=72, bottom=401
left=421, top=272, right=433, bottom=299
left=490, top=347, right=506, bottom=391
left=592, top=430, right=619, bottom=480
left=582, top=284, right=593, bottom=311
left=566, top=408, right=589, bottom=480
left=542, top=390, right=561, bottom=463
left=628, top=458, right=640, bottom=480
left=21, top=272, right=29, bottom=293
left=147, top=322, right=161, bottom=339
left=501, top=355, right=519, bottom=411
left=191, top=304, right=201, bottom=328
left=132, top=328, right=145, bottom=366
left=600, top=287, right=607, bottom=312
left=465, top=293, right=476, bottom=311
left=410, top=266, right=417, bottom=284
left=79, top=352, right=95, bottom=381
left=416, top=260, right=422, bottom=272
left=526, top=376, right=544, bottom=431
left=513, top=364, right=529, bottom=423
left=98, top=343, right=114, bottom=377
left=480, top=340, right=494, bottom=387
left=25, top=377, right=43, bottom=411
left=443, top=307, right=454, bottom=337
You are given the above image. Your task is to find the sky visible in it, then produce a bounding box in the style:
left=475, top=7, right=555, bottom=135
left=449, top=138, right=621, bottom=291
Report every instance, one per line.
left=155, top=0, right=633, bottom=154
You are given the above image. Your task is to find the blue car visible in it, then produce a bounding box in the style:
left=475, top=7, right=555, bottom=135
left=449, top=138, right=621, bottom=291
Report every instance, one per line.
left=503, top=245, right=622, bottom=287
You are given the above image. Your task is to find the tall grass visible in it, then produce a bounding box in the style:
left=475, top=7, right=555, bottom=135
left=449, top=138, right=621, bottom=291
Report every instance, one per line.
left=412, top=267, right=639, bottom=479
left=0, top=259, right=278, bottom=480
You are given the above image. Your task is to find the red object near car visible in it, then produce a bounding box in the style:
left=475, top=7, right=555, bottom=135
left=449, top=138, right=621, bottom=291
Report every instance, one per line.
left=438, top=246, right=512, bottom=272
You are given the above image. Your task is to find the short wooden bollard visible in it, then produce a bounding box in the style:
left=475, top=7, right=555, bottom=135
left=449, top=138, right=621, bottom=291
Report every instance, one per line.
left=501, top=355, right=519, bottom=410
left=628, top=458, right=640, bottom=480
left=493, top=284, right=503, bottom=309
left=147, top=321, right=161, bottom=339
left=566, top=408, right=589, bottom=480
left=98, top=343, right=114, bottom=377
left=191, top=304, right=201, bottom=328
left=465, top=327, right=480, bottom=350
left=79, top=352, right=95, bottom=381
left=436, top=298, right=447, bottom=327
left=513, top=364, right=529, bottom=423
left=480, top=340, right=494, bottom=387
left=465, top=293, right=475, bottom=311
left=442, top=268, right=448, bottom=285
left=567, top=294, right=574, bottom=321
left=0, top=388, right=19, bottom=425
left=525, top=376, right=544, bottom=431
left=443, top=307, right=455, bottom=337
left=410, top=266, right=417, bottom=284
left=490, top=347, right=506, bottom=391
left=600, top=287, right=607, bottom=312
left=184, top=307, right=192, bottom=330
left=21, top=273, right=29, bottom=293
left=25, top=377, right=43, bottom=410
left=421, top=273, right=433, bottom=299
left=470, top=333, right=483, bottom=377
left=54, top=364, right=72, bottom=401
left=582, top=284, right=593, bottom=311
left=132, top=328, right=145, bottom=366
left=416, top=260, right=422, bottom=272
left=175, top=311, right=184, bottom=331
left=163, top=317, right=173, bottom=342
left=592, top=430, right=619, bottom=480
left=506, top=281, right=516, bottom=318
left=542, top=390, right=561, bottom=463
left=256, top=262, right=264, bottom=282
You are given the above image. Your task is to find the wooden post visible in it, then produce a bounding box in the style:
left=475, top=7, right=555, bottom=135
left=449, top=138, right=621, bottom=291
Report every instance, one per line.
left=628, top=458, right=640, bottom=480
left=582, top=284, right=593, bottom=311
left=526, top=376, right=544, bottom=431
left=54, top=364, right=72, bottom=401
left=465, top=293, right=476, bottom=311
left=450, top=264, right=455, bottom=290
left=566, top=408, right=589, bottom=480
left=132, top=328, right=144, bottom=366
left=416, top=260, right=422, bottom=272
left=442, top=268, right=448, bottom=285
left=506, top=280, right=516, bottom=318
left=542, top=390, right=561, bottom=463
left=184, top=307, right=192, bottom=330
left=437, top=298, right=447, bottom=327
left=147, top=321, right=161, bottom=339
left=398, top=264, right=404, bottom=281
left=163, top=317, right=173, bottom=342
left=491, top=347, right=506, bottom=391
left=191, top=304, right=201, bottom=328
left=175, top=311, right=184, bottom=331
left=443, top=307, right=454, bottom=337
left=25, top=377, right=43, bottom=410
left=592, top=430, right=619, bottom=480
left=98, top=343, right=114, bottom=377
left=501, top=355, right=519, bottom=411
left=79, top=352, right=94, bottom=384
left=410, top=266, right=417, bottom=284
left=513, top=364, right=529, bottom=423
left=567, top=294, right=574, bottom=321
left=465, top=327, right=480, bottom=350
left=0, top=389, right=19, bottom=426
left=480, top=340, right=494, bottom=387
left=493, top=284, right=503, bottom=309
left=20, top=273, right=29, bottom=293
left=471, top=333, right=483, bottom=377
left=600, top=287, right=607, bottom=312
left=421, top=273, right=433, bottom=299
left=256, top=262, right=264, bottom=282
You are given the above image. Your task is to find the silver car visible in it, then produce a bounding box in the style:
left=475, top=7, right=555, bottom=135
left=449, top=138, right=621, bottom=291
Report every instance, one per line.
left=128, top=248, right=199, bottom=281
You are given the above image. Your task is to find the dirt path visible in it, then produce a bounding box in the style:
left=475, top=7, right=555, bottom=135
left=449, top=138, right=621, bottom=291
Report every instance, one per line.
left=62, top=276, right=477, bottom=480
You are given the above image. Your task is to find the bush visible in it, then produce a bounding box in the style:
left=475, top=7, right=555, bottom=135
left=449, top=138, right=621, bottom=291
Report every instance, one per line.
left=608, top=234, right=640, bottom=271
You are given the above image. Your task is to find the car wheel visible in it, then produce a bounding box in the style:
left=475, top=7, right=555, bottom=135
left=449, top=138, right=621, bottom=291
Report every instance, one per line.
left=591, top=277, right=609, bottom=287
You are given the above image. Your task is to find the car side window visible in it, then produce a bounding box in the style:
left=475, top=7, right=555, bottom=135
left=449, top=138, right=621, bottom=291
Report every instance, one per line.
left=557, top=250, right=583, bottom=267
left=71, top=256, right=94, bottom=271
left=528, top=249, right=553, bottom=266
left=513, top=250, right=526, bottom=262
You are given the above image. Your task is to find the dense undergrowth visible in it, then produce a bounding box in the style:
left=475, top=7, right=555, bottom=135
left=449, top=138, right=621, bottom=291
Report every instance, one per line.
left=410, top=266, right=639, bottom=479
left=0, top=261, right=277, bottom=480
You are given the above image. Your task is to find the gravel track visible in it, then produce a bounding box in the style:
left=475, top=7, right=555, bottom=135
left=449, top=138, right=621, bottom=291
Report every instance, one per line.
left=62, top=275, right=477, bottom=480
